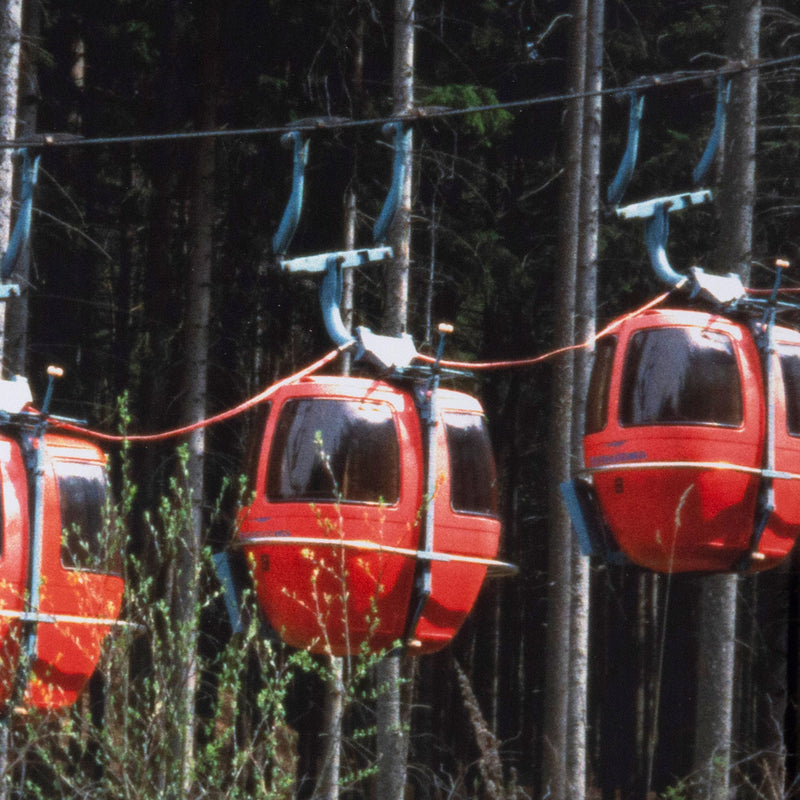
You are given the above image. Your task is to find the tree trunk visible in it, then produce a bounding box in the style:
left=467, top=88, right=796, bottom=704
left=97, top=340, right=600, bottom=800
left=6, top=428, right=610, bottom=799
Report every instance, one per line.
left=318, top=656, right=344, bottom=800
left=694, top=575, right=737, bottom=800
left=713, top=0, right=760, bottom=283
left=4, top=0, right=38, bottom=377
left=177, top=2, right=220, bottom=793
left=694, top=3, right=760, bottom=798
left=376, top=2, right=414, bottom=797
left=541, top=1, right=586, bottom=797
left=0, top=0, right=21, bottom=372
left=0, top=0, right=20, bottom=794
left=567, top=2, right=603, bottom=797
left=381, top=0, right=413, bottom=338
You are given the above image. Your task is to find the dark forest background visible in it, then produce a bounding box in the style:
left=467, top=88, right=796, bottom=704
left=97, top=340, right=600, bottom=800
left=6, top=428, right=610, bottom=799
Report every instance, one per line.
left=4, top=1, right=800, bottom=798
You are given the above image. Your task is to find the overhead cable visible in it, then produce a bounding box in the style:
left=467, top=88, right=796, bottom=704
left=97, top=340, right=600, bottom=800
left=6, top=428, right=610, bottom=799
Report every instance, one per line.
left=2, top=54, right=799, bottom=151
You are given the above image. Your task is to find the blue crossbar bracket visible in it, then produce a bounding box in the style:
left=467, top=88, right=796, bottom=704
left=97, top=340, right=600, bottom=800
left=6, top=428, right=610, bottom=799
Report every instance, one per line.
left=560, top=479, right=627, bottom=565
left=615, top=189, right=712, bottom=220
left=212, top=552, right=243, bottom=634
left=280, top=246, right=393, bottom=274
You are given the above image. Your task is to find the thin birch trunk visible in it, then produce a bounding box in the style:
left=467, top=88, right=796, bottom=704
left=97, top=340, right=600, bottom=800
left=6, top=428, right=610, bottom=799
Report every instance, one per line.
left=0, top=2, right=21, bottom=794
left=567, top=2, right=603, bottom=796
left=541, top=1, right=585, bottom=796
left=178, top=3, right=219, bottom=792
left=5, top=0, right=38, bottom=377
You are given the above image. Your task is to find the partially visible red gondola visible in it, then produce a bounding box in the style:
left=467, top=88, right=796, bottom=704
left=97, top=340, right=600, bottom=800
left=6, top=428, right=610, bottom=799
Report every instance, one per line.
left=0, top=375, right=124, bottom=711
left=576, top=306, right=800, bottom=572
left=237, top=374, right=502, bottom=655
left=561, top=174, right=800, bottom=572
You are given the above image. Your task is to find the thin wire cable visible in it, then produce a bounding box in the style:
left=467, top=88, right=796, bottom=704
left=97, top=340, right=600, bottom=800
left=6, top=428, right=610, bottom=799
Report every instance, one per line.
left=3, top=55, right=800, bottom=151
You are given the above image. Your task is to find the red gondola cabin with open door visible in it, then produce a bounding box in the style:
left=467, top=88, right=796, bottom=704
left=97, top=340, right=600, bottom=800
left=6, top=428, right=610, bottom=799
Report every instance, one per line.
left=582, top=307, right=800, bottom=572
left=237, top=374, right=501, bottom=655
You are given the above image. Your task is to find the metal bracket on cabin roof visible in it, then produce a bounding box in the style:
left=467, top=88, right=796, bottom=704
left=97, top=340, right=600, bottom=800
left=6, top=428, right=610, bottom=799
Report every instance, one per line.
left=617, top=190, right=747, bottom=305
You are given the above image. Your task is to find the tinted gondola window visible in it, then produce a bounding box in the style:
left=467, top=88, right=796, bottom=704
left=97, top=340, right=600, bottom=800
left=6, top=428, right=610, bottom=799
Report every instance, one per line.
left=586, top=337, right=617, bottom=434
left=268, top=399, right=400, bottom=504
left=620, top=327, right=743, bottom=426
left=444, top=412, right=498, bottom=516
left=779, top=343, right=800, bottom=435
left=58, top=461, right=120, bottom=574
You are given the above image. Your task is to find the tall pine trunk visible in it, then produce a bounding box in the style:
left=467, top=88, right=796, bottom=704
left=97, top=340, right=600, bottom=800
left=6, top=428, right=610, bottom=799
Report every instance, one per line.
left=376, top=1, right=414, bottom=797
left=177, top=2, right=220, bottom=792
left=5, top=0, right=38, bottom=377
left=541, top=2, right=586, bottom=796
left=694, top=3, right=761, bottom=799
left=567, top=2, right=603, bottom=797
left=0, top=1, right=19, bottom=794
left=0, top=0, right=21, bottom=371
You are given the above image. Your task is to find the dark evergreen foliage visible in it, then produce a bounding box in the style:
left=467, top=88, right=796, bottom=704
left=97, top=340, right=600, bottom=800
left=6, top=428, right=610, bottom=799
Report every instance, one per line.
left=8, top=0, right=800, bottom=796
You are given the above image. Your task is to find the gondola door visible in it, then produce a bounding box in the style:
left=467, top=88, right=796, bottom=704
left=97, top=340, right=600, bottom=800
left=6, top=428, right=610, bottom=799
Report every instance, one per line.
left=411, top=396, right=501, bottom=652
left=29, top=435, right=124, bottom=708
left=759, top=328, right=800, bottom=569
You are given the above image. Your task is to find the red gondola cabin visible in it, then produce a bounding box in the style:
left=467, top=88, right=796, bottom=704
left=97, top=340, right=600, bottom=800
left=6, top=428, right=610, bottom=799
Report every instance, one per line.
left=237, top=375, right=501, bottom=655
left=582, top=307, right=800, bottom=572
left=0, top=426, right=124, bottom=710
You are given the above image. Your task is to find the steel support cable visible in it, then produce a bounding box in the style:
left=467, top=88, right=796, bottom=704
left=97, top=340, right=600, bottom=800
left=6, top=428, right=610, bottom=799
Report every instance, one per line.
left=0, top=56, right=798, bottom=151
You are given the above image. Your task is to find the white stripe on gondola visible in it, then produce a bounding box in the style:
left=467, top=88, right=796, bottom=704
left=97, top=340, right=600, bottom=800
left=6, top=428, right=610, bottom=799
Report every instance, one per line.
left=579, top=460, right=800, bottom=481
left=0, top=609, right=136, bottom=627
left=236, top=535, right=518, bottom=576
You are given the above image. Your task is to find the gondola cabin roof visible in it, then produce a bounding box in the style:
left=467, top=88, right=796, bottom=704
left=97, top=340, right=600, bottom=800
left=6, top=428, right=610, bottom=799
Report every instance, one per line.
left=237, top=374, right=501, bottom=655
left=581, top=307, right=800, bottom=572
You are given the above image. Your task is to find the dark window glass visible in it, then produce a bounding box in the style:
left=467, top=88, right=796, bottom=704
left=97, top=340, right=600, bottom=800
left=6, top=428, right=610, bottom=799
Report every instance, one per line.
left=267, top=399, right=400, bottom=504
left=779, top=344, right=800, bottom=435
left=444, top=412, right=498, bottom=516
left=57, top=460, right=120, bottom=574
left=245, top=402, right=271, bottom=488
left=585, top=337, right=617, bottom=434
left=620, top=327, right=743, bottom=426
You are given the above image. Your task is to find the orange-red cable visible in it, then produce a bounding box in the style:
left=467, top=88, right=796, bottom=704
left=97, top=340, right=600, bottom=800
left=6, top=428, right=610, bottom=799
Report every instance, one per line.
left=416, top=290, right=672, bottom=371
left=54, top=346, right=347, bottom=443
left=53, top=291, right=672, bottom=443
